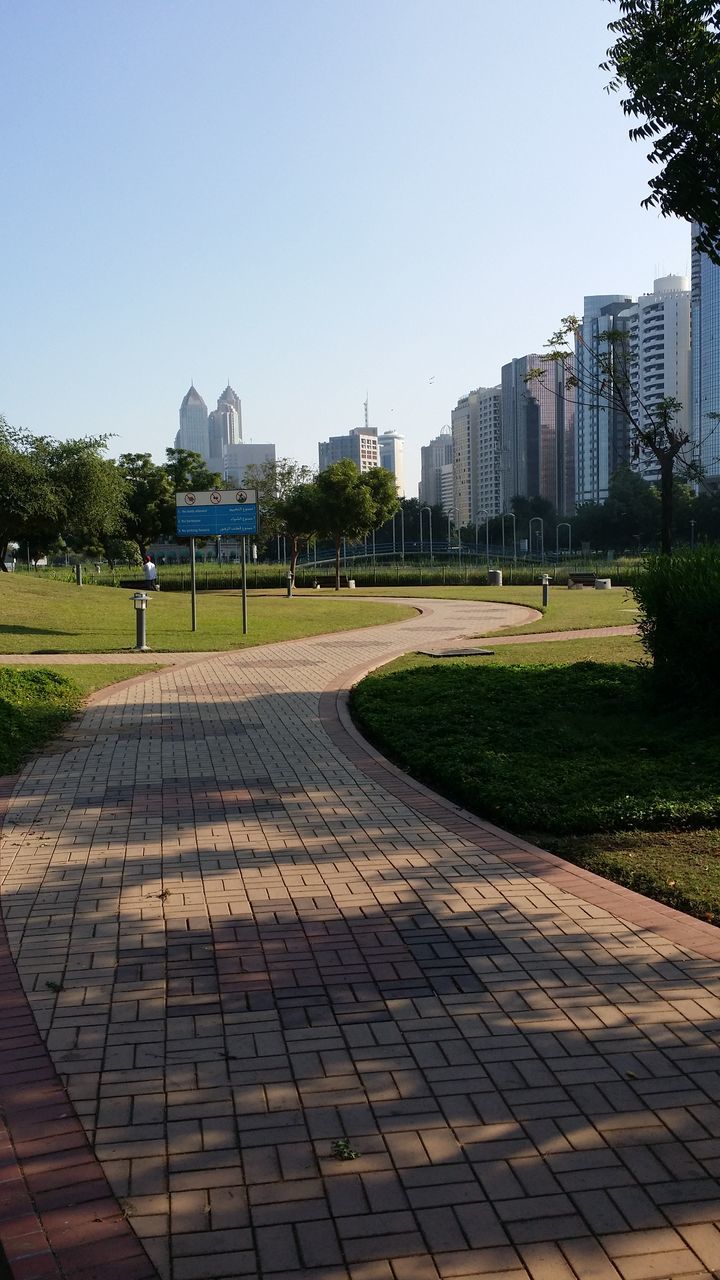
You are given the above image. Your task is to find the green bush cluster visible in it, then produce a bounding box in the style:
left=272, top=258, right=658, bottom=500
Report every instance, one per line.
left=633, top=546, right=720, bottom=701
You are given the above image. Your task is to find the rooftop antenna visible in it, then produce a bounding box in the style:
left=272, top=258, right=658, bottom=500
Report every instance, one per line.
left=364, top=393, right=369, bottom=432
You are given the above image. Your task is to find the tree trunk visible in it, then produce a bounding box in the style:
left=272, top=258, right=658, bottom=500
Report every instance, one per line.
left=290, top=536, right=299, bottom=581
left=334, top=536, right=341, bottom=590
left=0, top=540, right=8, bottom=571
left=659, top=455, right=674, bottom=556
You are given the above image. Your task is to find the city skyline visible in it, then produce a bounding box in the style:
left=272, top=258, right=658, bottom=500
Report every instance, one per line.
left=0, top=1, right=691, bottom=498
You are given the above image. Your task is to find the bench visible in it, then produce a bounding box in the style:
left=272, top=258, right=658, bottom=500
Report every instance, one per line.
left=567, top=572, right=597, bottom=588
left=309, top=574, right=352, bottom=589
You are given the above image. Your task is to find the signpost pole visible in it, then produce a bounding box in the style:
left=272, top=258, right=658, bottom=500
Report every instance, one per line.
left=241, top=535, right=248, bottom=635
left=190, top=537, right=197, bottom=632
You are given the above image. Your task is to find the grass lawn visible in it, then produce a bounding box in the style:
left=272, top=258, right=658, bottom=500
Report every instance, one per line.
left=351, top=637, right=720, bottom=926
left=0, top=664, right=163, bottom=775
left=0, top=575, right=416, bottom=653
left=351, top=584, right=638, bottom=634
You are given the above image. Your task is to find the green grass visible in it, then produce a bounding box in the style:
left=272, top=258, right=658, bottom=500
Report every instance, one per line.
left=353, top=584, right=638, bottom=633
left=351, top=639, right=720, bottom=925
left=0, top=575, right=416, bottom=653
left=0, top=664, right=165, bottom=774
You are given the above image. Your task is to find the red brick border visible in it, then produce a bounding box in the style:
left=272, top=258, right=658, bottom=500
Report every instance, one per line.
left=320, top=660, right=720, bottom=964
left=0, top=775, right=159, bottom=1280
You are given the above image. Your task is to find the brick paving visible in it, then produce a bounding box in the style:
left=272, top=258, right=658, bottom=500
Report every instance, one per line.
left=2, top=596, right=720, bottom=1280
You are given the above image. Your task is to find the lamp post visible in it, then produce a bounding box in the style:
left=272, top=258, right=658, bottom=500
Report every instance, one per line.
left=529, top=516, right=544, bottom=562
left=420, top=506, right=430, bottom=563
left=556, top=522, right=572, bottom=557
left=690, top=519, right=696, bottom=549
left=503, top=512, right=517, bottom=564
left=447, top=512, right=452, bottom=557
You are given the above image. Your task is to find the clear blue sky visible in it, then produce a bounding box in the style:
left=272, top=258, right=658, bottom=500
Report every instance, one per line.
left=1, top=0, right=690, bottom=494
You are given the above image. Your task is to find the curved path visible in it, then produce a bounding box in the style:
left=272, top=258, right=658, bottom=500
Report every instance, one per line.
left=3, top=597, right=720, bottom=1280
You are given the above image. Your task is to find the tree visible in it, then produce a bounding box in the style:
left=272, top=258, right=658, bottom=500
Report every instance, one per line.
left=164, top=448, right=221, bottom=494
left=527, top=318, right=699, bottom=554
left=117, top=454, right=175, bottom=555
left=313, top=461, right=399, bottom=589
left=0, top=421, right=127, bottom=569
left=276, top=483, right=320, bottom=579
left=0, top=420, right=57, bottom=570
left=241, top=458, right=315, bottom=548
left=602, top=1, right=720, bottom=262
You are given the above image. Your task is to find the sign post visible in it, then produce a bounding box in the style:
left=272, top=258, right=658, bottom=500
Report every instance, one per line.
left=190, top=537, right=197, bottom=631
left=241, top=536, right=248, bottom=635
left=176, top=490, right=258, bottom=634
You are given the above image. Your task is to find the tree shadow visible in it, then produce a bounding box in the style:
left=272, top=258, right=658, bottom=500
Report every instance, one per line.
left=2, top=683, right=720, bottom=1279
left=0, top=623, right=79, bottom=636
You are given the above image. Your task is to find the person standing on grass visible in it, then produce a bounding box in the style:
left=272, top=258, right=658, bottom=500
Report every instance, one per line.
left=143, top=555, right=159, bottom=591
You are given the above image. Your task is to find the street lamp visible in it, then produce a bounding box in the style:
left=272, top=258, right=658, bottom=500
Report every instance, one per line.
left=502, top=512, right=517, bottom=565
left=447, top=512, right=452, bottom=556
left=422, top=506, right=433, bottom=564
left=556, top=522, right=572, bottom=557
left=529, top=516, right=544, bottom=562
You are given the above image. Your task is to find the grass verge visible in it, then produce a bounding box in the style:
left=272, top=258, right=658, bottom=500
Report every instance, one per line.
left=351, top=639, right=720, bottom=925
left=0, top=576, right=416, bottom=653
left=352, top=584, right=638, bottom=634
left=0, top=664, right=164, bottom=775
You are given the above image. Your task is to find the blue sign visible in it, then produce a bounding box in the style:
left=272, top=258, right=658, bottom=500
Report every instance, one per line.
left=175, top=490, right=258, bottom=537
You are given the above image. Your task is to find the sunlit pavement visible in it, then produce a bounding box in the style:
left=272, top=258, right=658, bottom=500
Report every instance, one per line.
left=2, top=595, right=720, bottom=1280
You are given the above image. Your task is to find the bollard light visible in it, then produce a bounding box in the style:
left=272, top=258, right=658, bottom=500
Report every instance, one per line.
left=130, top=592, right=150, bottom=651
left=541, top=573, right=550, bottom=608
left=286, top=571, right=294, bottom=598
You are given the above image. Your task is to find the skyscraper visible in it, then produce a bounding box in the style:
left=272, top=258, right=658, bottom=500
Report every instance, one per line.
left=176, top=385, right=209, bottom=460
left=378, top=431, right=405, bottom=495
left=692, top=224, right=720, bottom=483
left=500, top=356, right=574, bottom=510
left=419, top=430, right=453, bottom=512
left=208, top=385, right=242, bottom=475
left=574, top=296, right=633, bottom=506
left=451, top=387, right=502, bottom=526
left=318, top=427, right=380, bottom=473
left=620, top=276, right=691, bottom=484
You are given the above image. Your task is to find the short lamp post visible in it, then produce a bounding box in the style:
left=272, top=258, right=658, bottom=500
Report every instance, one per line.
left=131, top=592, right=150, bottom=652
left=421, top=506, right=433, bottom=564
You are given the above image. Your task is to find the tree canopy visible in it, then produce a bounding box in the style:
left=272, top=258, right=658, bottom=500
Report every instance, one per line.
left=603, top=0, right=720, bottom=261
left=0, top=421, right=127, bottom=569
left=314, top=461, right=400, bottom=588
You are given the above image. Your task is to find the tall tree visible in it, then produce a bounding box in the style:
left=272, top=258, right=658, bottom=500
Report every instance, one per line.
left=603, top=1, right=720, bottom=261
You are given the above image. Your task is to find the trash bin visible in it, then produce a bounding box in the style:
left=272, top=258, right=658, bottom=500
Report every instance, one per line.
left=487, top=569, right=503, bottom=587
left=595, top=578, right=611, bottom=590
left=348, top=579, right=356, bottom=589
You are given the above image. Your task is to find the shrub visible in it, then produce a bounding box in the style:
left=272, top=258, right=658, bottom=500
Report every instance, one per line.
left=632, top=547, right=720, bottom=702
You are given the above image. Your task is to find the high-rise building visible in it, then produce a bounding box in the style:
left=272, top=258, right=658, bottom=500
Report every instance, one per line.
left=619, top=276, right=691, bottom=483
left=318, top=427, right=380, bottom=473
left=223, top=441, right=276, bottom=485
left=451, top=387, right=502, bottom=526
left=692, top=224, right=720, bottom=483
left=501, top=357, right=574, bottom=510
left=208, top=385, right=242, bottom=475
left=574, top=296, right=633, bottom=506
left=419, top=430, right=453, bottom=511
left=176, top=385, right=209, bottom=459
left=378, top=431, right=405, bottom=495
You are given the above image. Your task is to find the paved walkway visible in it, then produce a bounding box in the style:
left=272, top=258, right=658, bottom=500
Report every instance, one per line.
left=2, top=597, right=720, bottom=1280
